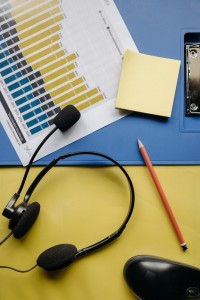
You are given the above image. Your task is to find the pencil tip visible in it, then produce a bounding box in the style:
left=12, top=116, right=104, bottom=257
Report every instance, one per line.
left=181, top=244, right=188, bottom=251
left=137, top=139, right=143, bottom=148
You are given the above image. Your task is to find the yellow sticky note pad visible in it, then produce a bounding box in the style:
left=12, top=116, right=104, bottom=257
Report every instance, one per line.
left=116, top=49, right=180, bottom=117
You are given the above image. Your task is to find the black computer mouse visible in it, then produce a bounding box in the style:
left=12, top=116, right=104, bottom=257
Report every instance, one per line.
left=124, top=255, right=200, bottom=300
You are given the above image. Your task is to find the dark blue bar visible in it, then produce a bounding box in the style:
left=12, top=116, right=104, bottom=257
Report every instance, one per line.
left=30, top=126, right=42, bottom=134
left=23, top=111, right=34, bottom=120
left=8, top=77, right=29, bottom=91
left=1, top=65, right=18, bottom=78
left=15, top=93, right=34, bottom=106
left=11, top=85, right=33, bottom=98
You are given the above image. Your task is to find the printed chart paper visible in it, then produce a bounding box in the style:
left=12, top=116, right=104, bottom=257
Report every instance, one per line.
left=0, top=0, right=137, bottom=165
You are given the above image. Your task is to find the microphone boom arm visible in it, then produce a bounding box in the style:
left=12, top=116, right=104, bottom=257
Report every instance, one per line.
left=17, top=126, right=58, bottom=196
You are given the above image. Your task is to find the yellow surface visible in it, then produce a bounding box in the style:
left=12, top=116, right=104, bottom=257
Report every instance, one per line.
left=0, top=165, right=200, bottom=299
left=116, top=49, right=180, bottom=117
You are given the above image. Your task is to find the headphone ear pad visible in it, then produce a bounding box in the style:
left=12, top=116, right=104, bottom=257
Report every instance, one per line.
left=12, top=202, right=40, bottom=239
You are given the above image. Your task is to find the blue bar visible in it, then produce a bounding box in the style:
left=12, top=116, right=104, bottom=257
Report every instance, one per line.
left=31, top=99, right=40, bottom=107
left=15, top=93, right=34, bottom=106
left=30, top=126, right=43, bottom=134
left=1, top=65, right=17, bottom=79
left=11, top=85, right=32, bottom=98
left=34, top=107, right=42, bottom=114
left=41, top=122, right=49, bottom=129
left=27, top=119, right=38, bottom=127
left=30, top=121, right=50, bottom=134
left=23, top=111, right=34, bottom=120
left=8, top=77, right=29, bottom=91
left=21, top=100, right=41, bottom=120
left=0, top=57, right=14, bottom=68
left=0, top=49, right=10, bottom=58
left=19, top=104, right=31, bottom=113
left=38, top=114, right=48, bottom=122
left=0, top=41, right=7, bottom=49
left=1, top=65, right=18, bottom=77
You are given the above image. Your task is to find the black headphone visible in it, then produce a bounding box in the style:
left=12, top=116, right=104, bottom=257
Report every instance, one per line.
left=1, top=106, right=135, bottom=272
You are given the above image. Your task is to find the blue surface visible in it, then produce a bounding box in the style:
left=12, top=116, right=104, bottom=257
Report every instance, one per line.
left=1, top=0, right=200, bottom=166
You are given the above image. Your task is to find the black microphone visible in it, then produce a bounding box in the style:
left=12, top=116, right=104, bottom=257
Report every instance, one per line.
left=37, top=244, right=78, bottom=271
left=1, top=105, right=81, bottom=243
left=53, top=104, right=81, bottom=132
left=0, top=244, right=78, bottom=272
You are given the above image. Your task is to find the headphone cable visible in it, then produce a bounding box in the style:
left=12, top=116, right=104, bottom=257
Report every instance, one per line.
left=0, top=231, right=13, bottom=245
left=0, top=264, right=37, bottom=273
left=17, top=126, right=57, bottom=196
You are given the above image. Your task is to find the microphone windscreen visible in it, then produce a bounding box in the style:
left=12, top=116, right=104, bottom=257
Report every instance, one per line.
left=53, top=105, right=81, bottom=132
left=37, top=244, right=78, bottom=271
left=12, top=202, right=40, bottom=239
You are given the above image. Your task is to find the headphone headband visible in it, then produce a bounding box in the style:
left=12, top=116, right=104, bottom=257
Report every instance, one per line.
left=24, top=151, right=135, bottom=258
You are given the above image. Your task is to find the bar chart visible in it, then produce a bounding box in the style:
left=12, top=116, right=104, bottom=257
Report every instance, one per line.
left=0, top=0, right=137, bottom=165
left=0, top=0, right=106, bottom=136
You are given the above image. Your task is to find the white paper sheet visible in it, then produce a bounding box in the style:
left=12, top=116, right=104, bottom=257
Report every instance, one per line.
left=0, top=0, right=137, bottom=165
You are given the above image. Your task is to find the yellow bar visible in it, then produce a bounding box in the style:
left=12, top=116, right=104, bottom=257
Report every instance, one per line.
left=77, top=94, right=104, bottom=111
left=53, top=85, right=87, bottom=105
left=20, top=29, right=61, bottom=50
left=15, top=1, right=60, bottom=23
left=63, top=88, right=100, bottom=107
left=45, top=76, right=84, bottom=92
left=86, top=88, right=100, bottom=97
left=57, top=88, right=99, bottom=107
left=45, top=76, right=68, bottom=91
left=10, top=0, right=25, bottom=5
left=31, top=49, right=66, bottom=69
left=18, top=14, right=64, bottom=40
left=25, top=43, right=61, bottom=64
left=11, top=0, right=32, bottom=8
left=40, top=61, right=76, bottom=75
left=65, top=53, right=77, bottom=62
left=22, top=34, right=60, bottom=56
left=59, top=93, right=86, bottom=106
left=51, top=83, right=87, bottom=99
left=16, top=7, right=62, bottom=32
left=44, top=70, right=76, bottom=83
left=38, top=54, right=77, bottom=81
left=11, top=0, right=45, bottom=15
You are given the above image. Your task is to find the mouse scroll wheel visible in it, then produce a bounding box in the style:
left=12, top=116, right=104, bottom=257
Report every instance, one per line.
left=186, top=287, right=200, bottom=297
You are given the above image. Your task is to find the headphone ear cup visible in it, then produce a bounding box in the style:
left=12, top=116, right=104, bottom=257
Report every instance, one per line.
left=12, top=202, right=40, bottom=239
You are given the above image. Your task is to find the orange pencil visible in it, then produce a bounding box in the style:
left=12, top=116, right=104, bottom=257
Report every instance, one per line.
left=138, top=139, right=187, bottom=251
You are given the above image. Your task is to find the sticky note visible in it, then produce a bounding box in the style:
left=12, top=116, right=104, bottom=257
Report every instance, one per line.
left=116, top=49, right=180, bottom=117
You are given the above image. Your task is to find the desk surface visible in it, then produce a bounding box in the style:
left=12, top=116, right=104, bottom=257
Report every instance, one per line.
left=0, top=1, right=200, bottom=299
left=0, top=165, right=199, bottom=300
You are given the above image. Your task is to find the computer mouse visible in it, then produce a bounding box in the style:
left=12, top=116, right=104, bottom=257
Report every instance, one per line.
left=123, top=255, right=200, bottom=300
